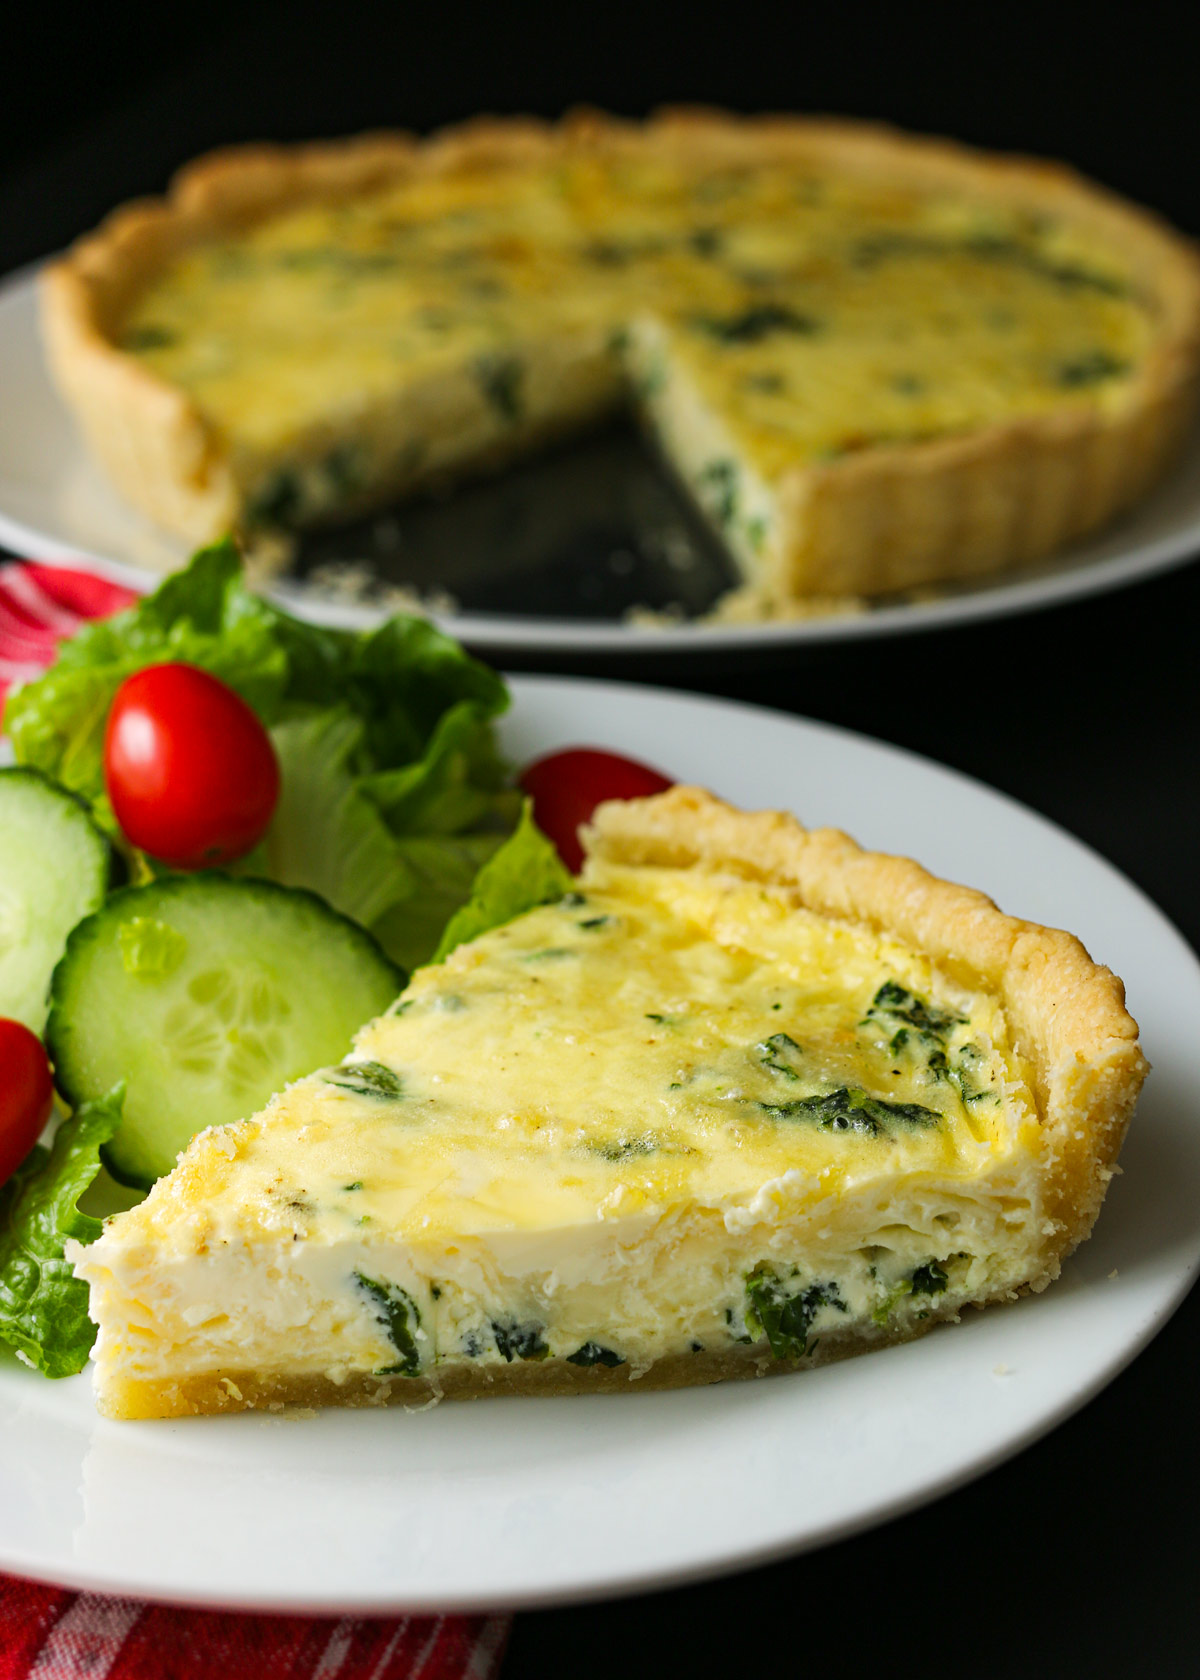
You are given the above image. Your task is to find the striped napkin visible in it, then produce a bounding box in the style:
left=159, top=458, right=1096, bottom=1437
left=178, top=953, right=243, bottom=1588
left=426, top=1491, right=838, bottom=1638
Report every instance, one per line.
left=0, top=561, right=141, bottom=698
left=0, top=557, right=511, bottom=1679
left=0, top=1578, right=509, bottom=1680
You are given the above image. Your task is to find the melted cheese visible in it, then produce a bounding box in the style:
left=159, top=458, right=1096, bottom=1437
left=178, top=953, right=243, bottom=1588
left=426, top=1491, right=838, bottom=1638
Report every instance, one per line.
left=120, top=149, right=1151, bottom=556
left=73, top=858, right=1045, bottom=1405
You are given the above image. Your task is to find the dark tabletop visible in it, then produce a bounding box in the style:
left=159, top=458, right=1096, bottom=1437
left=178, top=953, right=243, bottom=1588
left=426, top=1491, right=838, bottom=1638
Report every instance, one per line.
left=5, top=6, right=1199, bottom=1673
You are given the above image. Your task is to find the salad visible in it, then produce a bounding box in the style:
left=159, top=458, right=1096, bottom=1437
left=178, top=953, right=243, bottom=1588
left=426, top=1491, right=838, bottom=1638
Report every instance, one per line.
left=0, top=539, right=668, bottom=1382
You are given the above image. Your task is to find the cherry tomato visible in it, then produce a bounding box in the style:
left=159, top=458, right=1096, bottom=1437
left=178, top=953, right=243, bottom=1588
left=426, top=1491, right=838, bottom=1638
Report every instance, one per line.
left=104, top=663, right=280, bottom=869
left=0, top=1020, right=54, bottom=1188
left=518, top=746, right=674, bottom=872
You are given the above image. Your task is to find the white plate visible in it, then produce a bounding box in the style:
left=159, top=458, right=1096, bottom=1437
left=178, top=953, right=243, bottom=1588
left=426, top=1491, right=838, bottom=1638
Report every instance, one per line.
left=1, top=676, right=1198, bottom=1613
left=3, top=264, right=1200, bottom=654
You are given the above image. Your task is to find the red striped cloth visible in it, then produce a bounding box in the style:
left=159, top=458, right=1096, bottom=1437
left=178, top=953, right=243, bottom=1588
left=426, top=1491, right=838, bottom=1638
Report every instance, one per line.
left=0, top=1579, right=509, bottom=1680
left=0, top=557, right=511, bottom=1678
left=0, top=561, right=141, bottom=698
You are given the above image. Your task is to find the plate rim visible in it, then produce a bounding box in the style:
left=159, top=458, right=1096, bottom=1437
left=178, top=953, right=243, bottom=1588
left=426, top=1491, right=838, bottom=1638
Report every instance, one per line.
left=2, top=263, right=1200, bottom=654
left=2, top=674, right=1199, bottom=1613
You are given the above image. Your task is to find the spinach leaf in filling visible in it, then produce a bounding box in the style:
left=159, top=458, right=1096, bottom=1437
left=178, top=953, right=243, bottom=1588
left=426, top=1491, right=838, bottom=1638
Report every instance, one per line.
left=691, top=303, right=822, bottom=344
left=327, top=1061, right=405, bottom=1101
left=744, top=1267, right=846, bottom=1360
left=566, top=1342, right=626, bottom=1367
left=758, top=1085, right=941, bottom=1136
left=491, top=1318, right=550, bottom=1362
left=757, top=1032, right=803, bottom=1080
left=910, top=1260, right=949, bottom=1296
left=247, top=467, right=303, bottom=529
left=863, top=980, right=996, bottom=1108
left=472, top=353, right=524, bottom=421
left=698, top=458, right=739, bottom=528
left=863, top=980, right=964, bottom=1044
left=355, top=1273, right=421, bottom=1375
left=1055, top=350, right=1131, bottom=387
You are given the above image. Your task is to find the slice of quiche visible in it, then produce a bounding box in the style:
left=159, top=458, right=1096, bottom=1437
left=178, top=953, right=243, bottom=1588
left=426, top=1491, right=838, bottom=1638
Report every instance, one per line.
left=42, top=111, right=1200, bottom=613
left=70, top=789, right=1146, bottom=1419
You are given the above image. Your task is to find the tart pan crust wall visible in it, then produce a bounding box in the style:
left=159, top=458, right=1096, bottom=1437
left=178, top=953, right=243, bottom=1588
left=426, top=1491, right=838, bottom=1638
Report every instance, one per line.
left=40, top=111, right=1200, bottom=610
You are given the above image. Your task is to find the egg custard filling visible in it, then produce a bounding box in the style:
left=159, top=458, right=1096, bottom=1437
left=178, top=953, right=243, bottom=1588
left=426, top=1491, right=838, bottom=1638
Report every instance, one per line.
left=43, top=114, right=1200, bottom=610
left=70, top=790, right=1144, bottom=1419
left=120, top=162, right=1150, bottom=523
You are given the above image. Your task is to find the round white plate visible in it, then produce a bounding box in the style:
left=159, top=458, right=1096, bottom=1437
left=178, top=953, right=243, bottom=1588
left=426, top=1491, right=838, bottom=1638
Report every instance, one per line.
left=0, top=676, right=1197, bottom=1613
left=4, top=265, right=1200, bottom=654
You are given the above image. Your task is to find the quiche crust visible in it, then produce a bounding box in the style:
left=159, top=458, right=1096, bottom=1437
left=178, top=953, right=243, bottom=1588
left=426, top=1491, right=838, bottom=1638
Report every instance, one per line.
left=41, top=110, right=1200, bottom=611
left=94, top=1325, right=900, bottom=1422
left=72, top=787, right=1146, bottom=1419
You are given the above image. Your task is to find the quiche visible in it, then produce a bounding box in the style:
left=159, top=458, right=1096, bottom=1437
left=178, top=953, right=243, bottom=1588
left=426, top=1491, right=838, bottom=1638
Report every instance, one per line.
left=69, top=788, right=1145, bottom=1420
left=41, top=111, right=1200, bottom=615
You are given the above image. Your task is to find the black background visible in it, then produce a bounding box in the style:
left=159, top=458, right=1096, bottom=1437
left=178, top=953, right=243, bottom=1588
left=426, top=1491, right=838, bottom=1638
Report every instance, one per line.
left=4, top=5, right=1200, bottom=1675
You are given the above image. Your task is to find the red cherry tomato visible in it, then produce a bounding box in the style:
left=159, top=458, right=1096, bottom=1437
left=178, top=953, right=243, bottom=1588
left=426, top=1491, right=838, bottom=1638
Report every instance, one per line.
left=518, top=747, right=674, bottom=872
left=0, top=1020, right=54, bottom=1187
left=104, top=663, right=280, bottom=869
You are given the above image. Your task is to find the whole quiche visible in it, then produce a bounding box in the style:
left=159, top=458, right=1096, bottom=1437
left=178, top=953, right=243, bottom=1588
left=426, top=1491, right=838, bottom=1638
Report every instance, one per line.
left=41, top=109, right=1200, bottom=616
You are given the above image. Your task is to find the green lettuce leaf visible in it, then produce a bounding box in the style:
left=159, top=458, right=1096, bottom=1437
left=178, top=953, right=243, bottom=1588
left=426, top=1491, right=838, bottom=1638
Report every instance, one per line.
left=373, top=832, right=508, bottom=972
left=361, top=699, right=513, bottom=836
left=0, top=1088, right=123, bottom=1378
left=262, top=710, right=424, bottom=932
left=340, top=612, right=509, bottom=769
left=3, top=540, right=518, bottom=963
left=260, top=711, right=512, bottom=969
left=432, top=802, right=573, bottom=963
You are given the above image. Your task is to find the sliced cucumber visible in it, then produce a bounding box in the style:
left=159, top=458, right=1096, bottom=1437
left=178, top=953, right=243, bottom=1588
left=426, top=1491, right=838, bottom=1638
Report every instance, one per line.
left=47, top=875, right=404, bottom=1187
left=0, top=767, right=114, bottom=1032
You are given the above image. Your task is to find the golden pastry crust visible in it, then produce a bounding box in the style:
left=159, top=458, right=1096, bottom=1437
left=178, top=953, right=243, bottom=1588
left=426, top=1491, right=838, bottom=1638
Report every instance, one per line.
left=94, top=1320, right=928, bottom=1421
left=41, top=109, right=1200, bottom=609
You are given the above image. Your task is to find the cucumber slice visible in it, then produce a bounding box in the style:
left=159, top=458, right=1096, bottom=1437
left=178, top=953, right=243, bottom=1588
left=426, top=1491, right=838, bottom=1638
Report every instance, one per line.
left=47, top=875, right=404, bottom=1187
left=0, top=767, right=113, bottom=1032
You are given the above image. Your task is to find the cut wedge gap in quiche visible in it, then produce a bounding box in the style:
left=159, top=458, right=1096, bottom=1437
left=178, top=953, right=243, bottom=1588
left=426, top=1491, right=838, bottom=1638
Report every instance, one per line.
left=69, top=788, right=1146, bottom=1419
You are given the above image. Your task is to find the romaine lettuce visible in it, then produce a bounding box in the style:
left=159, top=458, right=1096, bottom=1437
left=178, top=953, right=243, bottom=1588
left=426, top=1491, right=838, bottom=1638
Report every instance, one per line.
left=261, top=709, right=513, bottom=967
left=433, top=801, right=573, bottom=962
left=0, top=1088, right=122, bottom=1378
